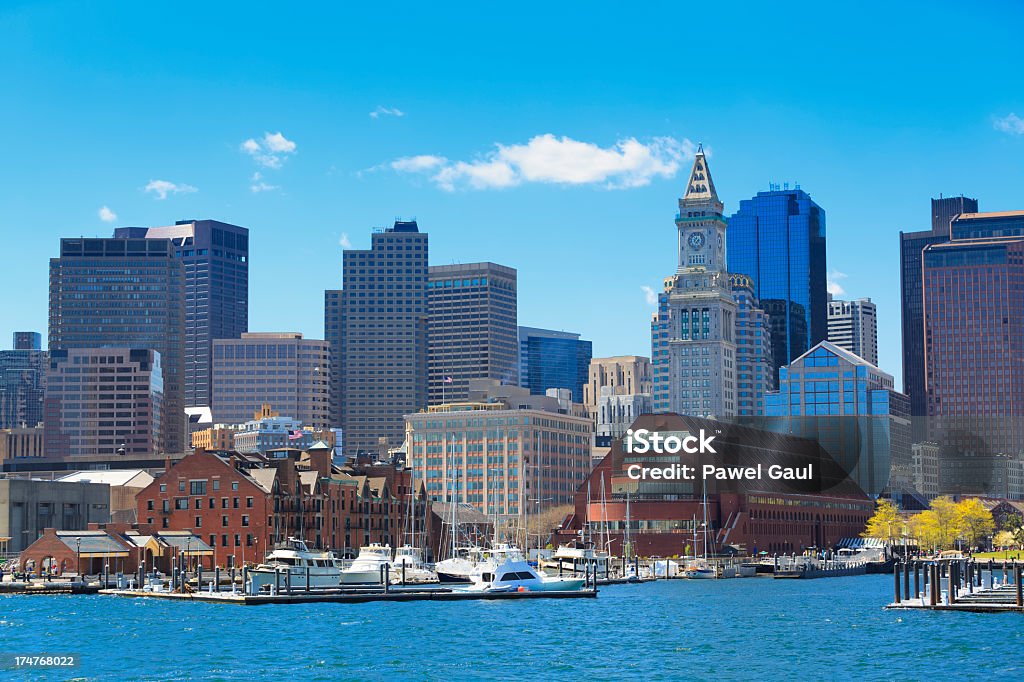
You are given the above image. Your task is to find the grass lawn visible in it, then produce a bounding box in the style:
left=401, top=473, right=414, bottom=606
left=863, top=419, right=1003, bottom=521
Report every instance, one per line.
left=972, top=551, right=1024, bottom=560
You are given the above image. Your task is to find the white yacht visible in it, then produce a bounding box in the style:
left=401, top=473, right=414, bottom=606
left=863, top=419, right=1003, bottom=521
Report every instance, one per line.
left=389, top=545, right=438, bottom=583
left=465, top=557, right=586, bottom=593
left=256, top=537, right=342, bottom=589
left=539, top=542, right=611, bottom=578
left=341, top=543, right=393, bottom=584
left=435, top=546, right=483, bottom=583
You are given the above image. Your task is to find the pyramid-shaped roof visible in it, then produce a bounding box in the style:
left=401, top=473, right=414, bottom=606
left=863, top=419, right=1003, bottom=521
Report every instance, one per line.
left=682, top=145, right=719, bottom=205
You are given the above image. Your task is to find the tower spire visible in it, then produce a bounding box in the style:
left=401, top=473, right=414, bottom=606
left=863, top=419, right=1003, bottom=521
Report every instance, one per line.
left=682, top=145, right=719, bottom=207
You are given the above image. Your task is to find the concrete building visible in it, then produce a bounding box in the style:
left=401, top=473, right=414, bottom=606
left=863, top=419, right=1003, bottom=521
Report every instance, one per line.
left=43, top=348, right=164, bottom=459
left=114, top=220, right=249, bottom=409
left=0, top=332, right=46, bottom=429
left=212, top=332, right=330, bottom=429
left=0, top=477, right=111, bottom=552
left=727, top=184, right=828, bottom=382
left=900, top=195, right=978, bottom=436
left=56, top=470, right=155, bottom=524
left=583, top=356, right=652, bottom=412
left=427, top=263, right=518, bottom=405
left=326, top=220, right=428, bottom=456
left=231, top=405, right=312, bottom=454
left=406, top=380, right=593, bottom=519
left=912, top=442, right=941, bottom=500
left=596, top=387, right=652, bottom=439
left=732, top=275, right=774, bottom=417
left=827, top=296, right=878, bottom=367
left=0, top=427, right=45, bottom=462
left=49, top=237, right=185, bottom=453
left=765, top=341, right=911, bottom=498
left=653, top=147, right=762, bottom=419
left=518, top=327, right=592, bottom=403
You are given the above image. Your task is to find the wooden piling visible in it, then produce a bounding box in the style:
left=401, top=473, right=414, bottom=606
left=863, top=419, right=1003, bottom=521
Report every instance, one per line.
left=1016, top=563, right=1022, bottom=607
left=893, top=563, right=901, bottom=604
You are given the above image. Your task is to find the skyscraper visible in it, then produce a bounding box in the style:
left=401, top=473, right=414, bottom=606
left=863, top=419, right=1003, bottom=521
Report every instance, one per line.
left=731, top=274, right=774, bottom=417
left=49, top=237, right=185, bottom=453
left=899, top=195, right=978, bottom=434
left=727, top=185, right=827, bottom=382
left=427, top=263, right=518, bottom=405
left=212, top=333, right=331, bottom=428
left=923, top=210, right=1024, bottom=461
left=327, top=221, right=428, bottom=456
left=517, top=327, right=592, bottom=403
left=651, top=146, right=743, bottom=418
left=114, top=220, right=249, bottom=408
left=827, top=296, right=878, bottom=366
left=0, top=333, right=46, bottom=429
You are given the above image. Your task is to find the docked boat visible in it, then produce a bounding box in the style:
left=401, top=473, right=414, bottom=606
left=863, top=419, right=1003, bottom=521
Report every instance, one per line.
left=435, top=546, right=485, bottom=583
left=465, top=558, right=586, bottom=593
left=340, top=543, right=392, bottom=584
left=538, top=542, right=611, bottom=578
left=682, top=558, right=717, bottom=579
left=255, top=537, right=343, bottom=589
left=390, top=545, right=438, bottom=583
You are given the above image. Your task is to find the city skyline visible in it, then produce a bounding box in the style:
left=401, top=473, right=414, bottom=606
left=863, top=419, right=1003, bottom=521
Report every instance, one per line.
left=2, top=2, right=1024, bottom=390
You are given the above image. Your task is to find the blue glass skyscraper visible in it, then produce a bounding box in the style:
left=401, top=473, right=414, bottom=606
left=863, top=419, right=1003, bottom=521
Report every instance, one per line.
left=518, top=326, right=591, bottom=403
left=727, top=187, right=827, bottom=382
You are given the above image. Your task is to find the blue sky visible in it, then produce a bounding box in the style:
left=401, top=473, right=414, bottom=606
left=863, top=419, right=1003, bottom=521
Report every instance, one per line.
left=1, top=0, right=1022, bottom=390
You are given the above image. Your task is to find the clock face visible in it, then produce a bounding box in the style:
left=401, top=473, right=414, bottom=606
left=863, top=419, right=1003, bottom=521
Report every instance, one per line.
left=687, top=232, right=705, bottom=250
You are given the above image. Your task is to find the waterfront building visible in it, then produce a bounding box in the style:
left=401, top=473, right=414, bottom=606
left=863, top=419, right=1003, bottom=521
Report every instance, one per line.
left=0, top=426, right=45, bottom=461
left=406, top=380, right=593, bottom=519
left=43, top=348, right=165, bottom=459
left=0, top=477, right=111, bottom=552
left=19, top=526, right=211, bottom=576
left=727, top=184, right=827, bottom=382
left=56, top=470, right=156, bottom=524
left=114, top=220, right=249, bottom=409
left=827, top=296, right=878, bottom=367
left=595, top=387, right=652, bottom=439
left=583, top=356, right=653, bottom=415
left=0, top=333, right=46, bottom=429
left=49, top=237, right=185, bottom=453
left=900, top=195, right=978, bottom=437
left=518, top=326, right=592, bottom=403
left=211, top=332, right=331, bottom=429
left=911, top=442, right=940, bottom=501
left=731, top=274, right=774, bottom=417
left=552, top=412, right=873, bottom=557
left=764, top=341, right=911, bottom=498
left=326, top=220, right=429, bottom=456
left=427, top=263, right=518, bottom=405
left=923, top=210, right=1024, bottom=464
left=651, top=147, right=749, bottom=418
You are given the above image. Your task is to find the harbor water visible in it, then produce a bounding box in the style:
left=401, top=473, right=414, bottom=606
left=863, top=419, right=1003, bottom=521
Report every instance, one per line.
left=3, top=575, right=1023, bottom=680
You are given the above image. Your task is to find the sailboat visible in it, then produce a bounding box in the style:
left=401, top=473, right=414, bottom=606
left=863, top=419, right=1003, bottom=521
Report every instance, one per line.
left=683, top=483, right=717, bottom=579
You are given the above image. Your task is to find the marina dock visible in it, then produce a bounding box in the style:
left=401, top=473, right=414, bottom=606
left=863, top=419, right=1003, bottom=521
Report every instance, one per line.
left=886, top=558, right=1024, bottom=613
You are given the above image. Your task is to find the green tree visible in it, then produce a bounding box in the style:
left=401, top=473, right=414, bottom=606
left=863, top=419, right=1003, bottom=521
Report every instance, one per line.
left=929, top=496, right=960, bottom=550
left=954, top=498, right=995, bottom=550
left=994, top=530, right=1015, bottom=550
left=862, top=499, right=902, bottom=546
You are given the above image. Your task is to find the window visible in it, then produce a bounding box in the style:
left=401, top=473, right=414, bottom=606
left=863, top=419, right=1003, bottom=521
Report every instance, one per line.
left=162, top=500, right=170, bottom=513
left=175, top=498, right=188, bottom=510
left=162, top=518, right=169, bottom=529
left=179, top=481, right=186, bottom=492
left=242, top=515, right=249, bottom=527
left=222, top=515, right=229, bottom=527
left=189, top=480, right=207, bottom=496
left=222, top=498, right=229, bottom=509
left=159, top=484, right=166, bottom=493
left=233, top=497, right=239, bottom=509
left=232, top=482, right=239, bottom=491
left=147, top=500, right=154, bottom=511
left=221, top=534, right=228, bottom=547
left=209, top=498, right=215, bottom=509
left=194, top=498, right=201, bottom=510
left=195, top=516, right=202, bottom=528
left=234, top=534, right=241, bottom=547
left=213, top=479, right=220, bottom=491
left=246, top=497, right=253, bottom=508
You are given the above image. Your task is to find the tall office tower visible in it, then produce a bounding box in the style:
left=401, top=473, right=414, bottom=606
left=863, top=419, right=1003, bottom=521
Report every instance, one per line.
left=651, top=147, right=740, bottom=418
left=923, top=210, right=1024, bottom=465
left=114, top=220, right=249, bottom=408
left=518, top=327, right=592, bottom=404
left=900, top=195, right=978, bottom=437
left=327, top=221, right=428, bottom=456
left=43, top=348, right=164, bottom=458
left=826, top=295, right=878, bottom=366
left=13, top=332, right=41, bottom=350
left=727, top=185, right=827, bottom=383
left=427, top=263, right=518, bottom=405
left=0, top=333, right=46, bottom=429
left=49, top=238, right=185, bottom=453
left=765, top=341, right=911, bottom=498
left=211, top=333, right=331, bottom=428
left=730, top=274, right=774, bottom=417
left=583, top=356, right=653, bottom=410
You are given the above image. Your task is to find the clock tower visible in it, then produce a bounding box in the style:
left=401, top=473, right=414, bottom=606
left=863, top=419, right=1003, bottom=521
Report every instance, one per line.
left=676, top=144, right=727, bottom=274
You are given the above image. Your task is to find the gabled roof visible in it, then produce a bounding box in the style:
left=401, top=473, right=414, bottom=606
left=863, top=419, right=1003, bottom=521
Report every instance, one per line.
left=299, top=470, right=321, bottom=493
left=307, top=440, right=332, bottom=451
left=55, top=530, right=131, bottom=557
left=249, top=468, right=278, bottom=494
left=790, top=340, right=882, bottom=372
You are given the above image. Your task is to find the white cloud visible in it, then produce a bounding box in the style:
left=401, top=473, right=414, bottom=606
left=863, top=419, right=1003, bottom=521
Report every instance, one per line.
left=370, top=106, right=405, bottom=119
left=641, top=285, right=659, bottom=306
left=827, top=270, right=848, bottom=297
left=240, top=131, right=297, bottom=168
left=994, top=113, right=1024, bottom=136
left=98, top=206, right=117, bottom=222
left=339, top=233, right=353, bottom=249
left=144, top=179, right=197, bottom=200
left=389, top=134, right=695, bottom=191
left=249, top=173, right=278, bottom=193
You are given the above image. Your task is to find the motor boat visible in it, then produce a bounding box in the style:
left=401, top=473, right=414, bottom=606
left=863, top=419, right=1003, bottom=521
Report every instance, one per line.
left=340, top=543, right=392, bottom=584
left=389, top=545, right=438, bottom=583
left=436, top=543, right=527, bottom=583
left=464, top=558, right=586, bottom=593
left=538, top=542, right=611, bottom=578
left=255, top=537, right=343, bottom=589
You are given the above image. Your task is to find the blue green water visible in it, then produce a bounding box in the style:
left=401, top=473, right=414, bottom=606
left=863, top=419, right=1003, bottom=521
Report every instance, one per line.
left=2, top=575, right=1021, bottom=681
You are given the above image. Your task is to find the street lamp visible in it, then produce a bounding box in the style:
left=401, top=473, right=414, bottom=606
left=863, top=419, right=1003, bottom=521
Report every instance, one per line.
left=75, top=538, right=81, bottom=580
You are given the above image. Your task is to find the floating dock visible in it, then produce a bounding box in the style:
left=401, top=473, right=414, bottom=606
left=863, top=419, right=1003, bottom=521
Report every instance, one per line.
left=100, top=586, right=598, bottom=605
left=0, top=580, right=101, bottom=595
left=886, top=558, right=1024, bottom=613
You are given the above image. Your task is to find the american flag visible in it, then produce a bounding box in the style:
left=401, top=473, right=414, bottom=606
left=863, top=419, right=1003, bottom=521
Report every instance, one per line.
left=288, top=430, right=304, bottom=440
left=444, top=376, right=453, bottom=384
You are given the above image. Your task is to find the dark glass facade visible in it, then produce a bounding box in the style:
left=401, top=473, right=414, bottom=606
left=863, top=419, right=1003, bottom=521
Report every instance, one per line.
left=48, top=238, right=185, bottom=453
left=427, top=263, right=518, bottom=405
left=727, top=188, right=827, bottom=383
left=114, top=220, right=249, bottom=409
left=0, top=342, right=46, bottom=429
left=518, top=327, right=591, bottom=403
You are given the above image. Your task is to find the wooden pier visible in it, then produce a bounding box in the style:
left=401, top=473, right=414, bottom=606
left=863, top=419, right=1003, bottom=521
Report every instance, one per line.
left=886, top=558, right=1024, bottom=613
left=0, top=580, right=101, bottom=595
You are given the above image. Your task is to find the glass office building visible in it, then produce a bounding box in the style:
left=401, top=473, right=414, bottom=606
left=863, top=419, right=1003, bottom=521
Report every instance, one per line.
left=727, top=188, right=827, bottom=383
left=765, top=342, right=911, bottom=498
left=0, top=333, right=46, bottom=429
left=518, top=327, right=591, bottom=404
